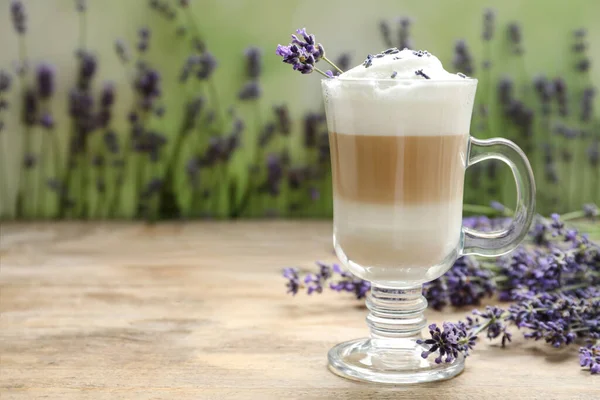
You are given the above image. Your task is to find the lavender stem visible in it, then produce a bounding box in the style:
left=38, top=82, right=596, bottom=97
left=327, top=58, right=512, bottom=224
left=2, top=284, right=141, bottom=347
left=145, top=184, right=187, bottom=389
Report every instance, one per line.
left=322, top=55, right=343, bottom=74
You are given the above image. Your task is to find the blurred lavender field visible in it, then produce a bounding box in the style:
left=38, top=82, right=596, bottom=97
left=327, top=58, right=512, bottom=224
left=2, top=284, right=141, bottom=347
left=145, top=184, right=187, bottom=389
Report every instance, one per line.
left=0, top=0, right=598, bottom=220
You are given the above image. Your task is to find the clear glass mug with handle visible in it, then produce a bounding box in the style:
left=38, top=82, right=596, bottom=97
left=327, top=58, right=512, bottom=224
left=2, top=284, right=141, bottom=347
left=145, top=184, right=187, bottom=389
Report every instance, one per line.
left=322, top=77, right=535, bottom=384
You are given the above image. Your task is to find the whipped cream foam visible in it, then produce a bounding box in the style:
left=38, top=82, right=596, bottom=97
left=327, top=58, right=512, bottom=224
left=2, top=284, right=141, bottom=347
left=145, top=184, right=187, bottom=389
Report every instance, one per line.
left=322, top=48, right=477, bottom=136
left=341, top=48, right=464, bottom=80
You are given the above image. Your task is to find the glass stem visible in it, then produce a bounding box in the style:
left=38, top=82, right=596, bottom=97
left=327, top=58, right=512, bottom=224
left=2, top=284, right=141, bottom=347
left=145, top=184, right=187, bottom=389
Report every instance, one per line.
left=366, top=284, right=427, bottom=341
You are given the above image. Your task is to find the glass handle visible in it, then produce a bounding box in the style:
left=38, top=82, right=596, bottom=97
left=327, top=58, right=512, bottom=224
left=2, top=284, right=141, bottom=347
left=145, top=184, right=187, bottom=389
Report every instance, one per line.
left=461, top=137, right=536, bottom=257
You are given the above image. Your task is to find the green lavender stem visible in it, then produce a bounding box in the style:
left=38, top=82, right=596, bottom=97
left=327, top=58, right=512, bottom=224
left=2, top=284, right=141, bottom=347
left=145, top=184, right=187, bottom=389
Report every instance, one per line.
left=0, top=138, right=9, bottom=218
left=322, top=56, right=343, bottom=74
left=15, top=36, right=29, bottom=219
left=36, top=129, right=48, bottom=218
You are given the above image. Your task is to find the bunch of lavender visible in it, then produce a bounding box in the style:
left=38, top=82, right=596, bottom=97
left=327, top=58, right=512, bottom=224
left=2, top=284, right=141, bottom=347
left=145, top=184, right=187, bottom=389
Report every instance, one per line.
left=276, top=28, right=343, bottom=78
left=282, top=207, right=600, bottom=374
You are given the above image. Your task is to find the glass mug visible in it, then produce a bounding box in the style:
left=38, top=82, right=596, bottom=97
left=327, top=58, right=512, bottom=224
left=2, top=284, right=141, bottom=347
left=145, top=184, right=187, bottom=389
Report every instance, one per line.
left=322, top=77, right=535, bottom=384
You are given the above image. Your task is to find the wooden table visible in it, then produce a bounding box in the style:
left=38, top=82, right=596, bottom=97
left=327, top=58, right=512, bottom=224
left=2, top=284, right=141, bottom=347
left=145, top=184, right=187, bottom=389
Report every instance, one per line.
left=0, top=222, right=597, bottom=399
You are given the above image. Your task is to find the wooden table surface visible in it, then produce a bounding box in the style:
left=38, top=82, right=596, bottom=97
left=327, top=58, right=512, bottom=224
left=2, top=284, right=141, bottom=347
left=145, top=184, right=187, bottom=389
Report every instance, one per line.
left=0, top=222, right=597, bottom=400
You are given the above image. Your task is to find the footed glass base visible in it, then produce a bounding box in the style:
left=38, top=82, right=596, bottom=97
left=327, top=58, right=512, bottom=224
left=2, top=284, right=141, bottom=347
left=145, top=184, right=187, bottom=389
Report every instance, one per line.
left=328, top=338, right=465, bottom=384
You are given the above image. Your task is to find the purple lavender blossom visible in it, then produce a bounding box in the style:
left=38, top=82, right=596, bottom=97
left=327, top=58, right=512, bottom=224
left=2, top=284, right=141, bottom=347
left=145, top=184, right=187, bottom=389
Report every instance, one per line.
left=197, top=52, right=218, bottom=80
left=583, top=204, right=599, bottom=219
left=482, top=9, right=495, bottom=41
left=417, top=322, right=476, bottom=364
left=507, top=22, right=523, bottom=54
left=329, top=264, right=371, bottom=299
left=10, top=0, right=26, bottom=35
left=138, top=27, right=151, bottom=52
left=579, top=344, right=600, bottom=374
left=244, top=47, right=262, bottom=79
left=397, top=17, right=413, bottom=49
left=238, top=81, right=261, bottom=100
left=273, top=105, right=291, bottom=136
left=283, top=267, right=301, bottom=295
left=379, top=20, right=393, bottom=48
left=453, top=39, right=474, bottom=75
left=472, top=306, right=512, bottom=346
left=276, top=28, right=332, bottom=76
left=0, top=70, right=11, bottom=93
left=580, top=87, right=595, bottom=122
left=100, top=81, right=116, bottom=108
left=77, top=51, right=97, bottom=90
left=36, top=63, right=56, bottom=99
left=22, top=89, right=37, bottom=126
left=76, top=0, right=86, bottom=12
left=39, top=113, right=54, bottom=129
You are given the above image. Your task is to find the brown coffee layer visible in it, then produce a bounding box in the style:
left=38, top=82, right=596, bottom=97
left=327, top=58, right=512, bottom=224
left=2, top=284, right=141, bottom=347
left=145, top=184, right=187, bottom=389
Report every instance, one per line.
left=329, top=132, right=468, bottom=204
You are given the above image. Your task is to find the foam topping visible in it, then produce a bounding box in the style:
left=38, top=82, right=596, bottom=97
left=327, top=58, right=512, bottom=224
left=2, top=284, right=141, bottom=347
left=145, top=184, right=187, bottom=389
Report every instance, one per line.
left=322, top=48, right=477, bottom=136
left=339, top=48, right=466, bottom=80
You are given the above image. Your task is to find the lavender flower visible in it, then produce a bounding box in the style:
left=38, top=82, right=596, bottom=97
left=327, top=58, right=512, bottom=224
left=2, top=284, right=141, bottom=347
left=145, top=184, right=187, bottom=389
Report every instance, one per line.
left=304, top=262, right=333, bottom=294
left=533, top=75, right=553, bottom=115
left=283, top=267, right=301, bottom=295
left=482, top=9, right=495, bottom=41
left=100, top=81, right=116, bottom=108
left=507, top=22, right=523, bottom=54
left=303, top=112, right=321, bottom=148
left=244, top=47, right=262, bottom=79
left=553, top=78, right=568, bottom=116
left=276, top=28, right=340, bottom=77
left=75, top=0, right=86, bottom=12
left=22, top=89, right=37, bottom=126
left=273, top=105, right=291, bottom=136
left=417, top=322, right=476, bottom=364
left=77, top=51, right=97, bottom=90
left=137, top=27, right=151, bottom=53
left=36, top=63, right=56, bottom=99
left=583, top=203, right=599, bottom=219
left=238, top=81, right=261, bottom=100
left=580, top=87, right=595, bottom=122
left=197, top=52, right=218, bottom=80
left=379, top=20, right=393, bottom=48
left=10, top=0, right=26, bottom=35
left=579, top=344, right=600, bottom=374
left=39, top=113, right=54, bottom=129
left=423, top=256, right=495, bottom=310
left=472, top=306, right=512, bottom=345
left=328, top=264, right=371, bottom=299
left=453, top=40, right=474, bottom=75
left=264, top=153, right=283, bottom=196
left=149, top=0, right=177, bottom=20
left=0, top=70, right=11, bottom=93
left=576, top=59, right=590, bottom=72
left=397, top=17, right=413, bottom=50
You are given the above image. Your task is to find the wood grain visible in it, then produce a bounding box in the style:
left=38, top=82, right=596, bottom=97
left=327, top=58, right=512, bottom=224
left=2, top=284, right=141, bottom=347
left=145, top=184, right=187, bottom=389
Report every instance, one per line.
left=0, top=222, right=597, bottom=400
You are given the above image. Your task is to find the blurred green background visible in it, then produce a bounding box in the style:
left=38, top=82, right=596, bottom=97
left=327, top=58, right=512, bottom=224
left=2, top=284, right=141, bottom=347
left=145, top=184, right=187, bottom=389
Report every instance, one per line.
left=0, top=0, right=598, bottom=220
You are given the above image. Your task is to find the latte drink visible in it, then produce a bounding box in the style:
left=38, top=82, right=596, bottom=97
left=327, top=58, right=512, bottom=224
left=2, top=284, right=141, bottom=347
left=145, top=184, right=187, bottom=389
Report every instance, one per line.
left=323, top=49, right=477, bottom=285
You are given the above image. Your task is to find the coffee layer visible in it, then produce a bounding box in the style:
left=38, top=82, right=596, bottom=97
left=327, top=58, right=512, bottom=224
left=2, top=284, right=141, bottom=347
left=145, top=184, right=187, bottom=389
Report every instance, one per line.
left=329, top=132, right=468, bottom=205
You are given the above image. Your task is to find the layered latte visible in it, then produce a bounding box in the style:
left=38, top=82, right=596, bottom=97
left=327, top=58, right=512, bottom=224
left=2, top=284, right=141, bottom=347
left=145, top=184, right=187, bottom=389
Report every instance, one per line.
left=323, top=48, right=477, bottom=284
